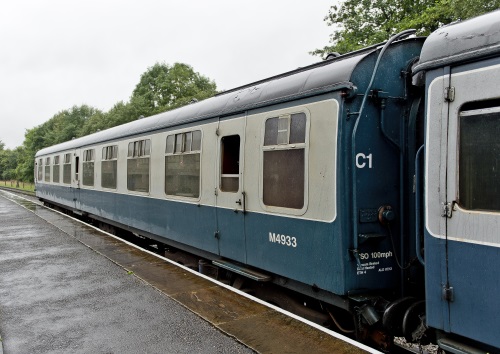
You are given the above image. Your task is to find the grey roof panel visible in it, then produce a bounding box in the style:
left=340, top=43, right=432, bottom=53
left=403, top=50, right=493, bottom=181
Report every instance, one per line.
left=36, top=52, right=368, bottom=157
left=414, top=10, right=500, bottom=72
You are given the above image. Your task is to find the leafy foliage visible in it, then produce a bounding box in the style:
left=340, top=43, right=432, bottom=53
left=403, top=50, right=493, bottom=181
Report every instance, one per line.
left=132, top=62, right=217, bottom=115
left=0, top=142, right=21, bottom=181
left=312, top=0, right=500, bottom=57
left=43, top=105, right=101, bottom=146
left=10, top=106, right=99, bottom=182
left=11, top=62, right=217, bottom=182
left=79, top=96, right=153, bottom=136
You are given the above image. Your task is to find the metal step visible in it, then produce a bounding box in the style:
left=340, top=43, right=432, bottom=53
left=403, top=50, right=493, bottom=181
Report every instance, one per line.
left=438, top=338, right=486, bottom=354
left=212, top=259, right=272, bottom=282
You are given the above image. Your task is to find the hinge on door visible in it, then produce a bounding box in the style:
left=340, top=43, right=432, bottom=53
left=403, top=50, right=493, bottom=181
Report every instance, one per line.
left=442, top=285, right=454, bottom=302
left=441, top=202, right=453, bottom=218
left=215, top=128, right=220, bottom=136
left=444, top=86, right=455, bottom=102
left=214, top=188, right=218, bottom=196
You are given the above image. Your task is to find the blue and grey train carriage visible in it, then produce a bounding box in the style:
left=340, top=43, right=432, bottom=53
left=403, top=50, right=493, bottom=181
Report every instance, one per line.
left=35, top=10, right=500, bottom=353
left=415, top=11, right=500, bottom=353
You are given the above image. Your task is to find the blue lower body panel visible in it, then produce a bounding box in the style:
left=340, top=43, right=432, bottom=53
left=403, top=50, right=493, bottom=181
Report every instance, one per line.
left=37, top=184, right=403, bottom=299
left=425, top=232, right=500, bottom=349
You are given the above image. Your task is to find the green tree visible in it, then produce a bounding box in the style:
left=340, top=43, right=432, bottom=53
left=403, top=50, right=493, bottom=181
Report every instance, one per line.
left=79, top=110, right=112, bottom=137
left=132, top=62, right=217, bottom=115
left=43, top=105, right=101, bottom=144
left=105, top=95, right=151, bottom=127
left=14, top=146, right=32, bottom=183
left=312, top=0, right=500, bottom=57
left=16, top=126, right=46, bottom=183
left=13, top=63, right=217, bottom=182
left=13, top=105, right=99, bottom=183
left=81, top=63, right=217, bottom=135
left=0, top=146, right=19, bottom=181
left=80, top=96, right=151, bottom=136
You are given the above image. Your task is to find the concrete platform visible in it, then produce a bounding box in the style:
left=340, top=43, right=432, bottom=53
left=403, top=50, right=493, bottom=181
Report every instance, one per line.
left=0, top=192, right=253, bottom=354
left=0, top=190, right=376, bottom=354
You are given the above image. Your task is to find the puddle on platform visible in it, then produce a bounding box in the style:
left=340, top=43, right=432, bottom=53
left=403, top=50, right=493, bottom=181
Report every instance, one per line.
left=0, top=190, right=39, bottom=211
left=16, top=200, right=39, bottom=211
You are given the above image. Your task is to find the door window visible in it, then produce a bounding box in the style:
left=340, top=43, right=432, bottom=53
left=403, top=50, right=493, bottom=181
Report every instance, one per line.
left=220, top=135, right=240, bottom=192
left=75, top=156, right=80, bottom=181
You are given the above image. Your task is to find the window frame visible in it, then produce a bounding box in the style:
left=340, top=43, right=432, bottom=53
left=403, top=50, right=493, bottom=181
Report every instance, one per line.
left=126, top=139, right=151, bottom=193
left=44, top=157, right=51, bottom=182
left=52, top=155, right=60, bottom=183
left=259, top=110, right=310, bottom=215
left=457, top=106, right=500, bottom=212
left=164, top=130, right=202, bottom=200
left=82, top=148, right=95, bottom=187
left=219, top=134, right=240, bottom=193
left=101, top=145, right=118, bottom=190
left=37, top=158, right=43, bottom=181
left=63, top=153, right=72, bottom=184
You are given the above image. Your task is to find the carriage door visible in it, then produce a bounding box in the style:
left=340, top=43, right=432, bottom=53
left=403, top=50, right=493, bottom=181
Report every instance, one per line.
left=443, top=62, right=500, bottom=346
left=215, top=116, right=247, bottom=263
left=72, top=150, right=81, bottom=210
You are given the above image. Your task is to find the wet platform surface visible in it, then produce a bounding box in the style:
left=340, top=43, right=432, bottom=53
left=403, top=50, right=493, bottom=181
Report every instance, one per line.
left=0, top=190, right=376, bottom=354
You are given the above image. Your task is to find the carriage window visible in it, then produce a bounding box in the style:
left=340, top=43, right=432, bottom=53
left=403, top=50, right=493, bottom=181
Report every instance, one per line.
left=220, top=135, right=240, bottom=192
left=53, top=156, right=60, bottom=183
left=37, top=158, right=43, bottom=181
left=44, top=157, right=51, bottom=181
left=102, top=145, right=118, bottom=189
left=459, top=107, right=500, bottom=211
left=82, top=149, right=95, bottom=186
left=263, top=113, right=307, bottom=209
left=165, top=130, right=201, bottom=198
left=166, top=135, right=175, bottom=154
left=127, top=139, right=150, bottom=192
left=63, top=153, right=71, bottom=184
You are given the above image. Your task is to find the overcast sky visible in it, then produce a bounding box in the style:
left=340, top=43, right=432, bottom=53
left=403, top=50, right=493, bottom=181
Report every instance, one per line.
left=0, top=1, right=334, bottom=149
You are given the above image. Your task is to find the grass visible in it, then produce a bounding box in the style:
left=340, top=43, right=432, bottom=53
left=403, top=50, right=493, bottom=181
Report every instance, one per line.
left=0, top=180, right=35, bottom=193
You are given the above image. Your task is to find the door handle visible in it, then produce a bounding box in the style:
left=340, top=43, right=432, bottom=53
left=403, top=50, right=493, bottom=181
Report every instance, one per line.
left=235, top=192, right=246, bottom=213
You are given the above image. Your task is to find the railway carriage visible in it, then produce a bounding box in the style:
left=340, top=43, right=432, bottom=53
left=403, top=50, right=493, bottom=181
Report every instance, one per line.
left=35, top=11, right=500, bottom=353
left=416, top=13, right=500, bottom=352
